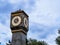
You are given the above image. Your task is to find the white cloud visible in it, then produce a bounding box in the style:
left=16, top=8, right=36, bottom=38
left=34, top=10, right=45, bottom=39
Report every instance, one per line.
left=0, top=23, right=12, bottom=44
left=29, top=0, right=60, bottom=27
left=43, top=30, right=58, bottom=45
left=0, top=0, right=7, bottom=7
left=28, top=0, right=60, bottom=45
left=6, top=0, right=34, bottom=13
left=7, top=0, right=22, bottom=4
left=28, top=27, right=58, bottom=45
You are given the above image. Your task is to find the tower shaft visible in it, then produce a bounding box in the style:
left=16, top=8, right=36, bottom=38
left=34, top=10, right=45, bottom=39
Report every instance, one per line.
left=10, top=10, right=29, bottom=45
left=11, top=32, right=26, bottom=45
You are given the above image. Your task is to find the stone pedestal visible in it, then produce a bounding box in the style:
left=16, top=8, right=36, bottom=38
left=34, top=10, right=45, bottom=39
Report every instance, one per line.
left=12, top=32, right=27, bottom=45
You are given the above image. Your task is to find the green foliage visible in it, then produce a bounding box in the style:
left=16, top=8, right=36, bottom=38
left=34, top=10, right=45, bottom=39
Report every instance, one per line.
left=55, top=30, right=60, bottom=45
left=27, top=38, right=48, bottom=45
left=56, top=36, right=60, bottom=45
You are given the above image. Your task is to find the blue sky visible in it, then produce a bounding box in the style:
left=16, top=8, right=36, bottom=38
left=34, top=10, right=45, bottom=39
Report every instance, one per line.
left=0, top=0, right=60, bottom=45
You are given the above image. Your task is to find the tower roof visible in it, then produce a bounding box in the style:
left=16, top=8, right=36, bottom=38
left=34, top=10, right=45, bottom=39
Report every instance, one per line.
left=11, top=9, right=28, bottom=17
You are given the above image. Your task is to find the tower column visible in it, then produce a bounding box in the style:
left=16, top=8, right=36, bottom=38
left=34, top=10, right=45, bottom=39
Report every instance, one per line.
left=10, top=10, right=29, bottom=45
left=12, top=32, right=26, bottom=45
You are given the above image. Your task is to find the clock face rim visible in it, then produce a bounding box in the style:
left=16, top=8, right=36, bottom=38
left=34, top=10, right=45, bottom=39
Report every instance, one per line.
left=12, top=16, right=21, bottom=26
left=24, top=17, right=28, bottom=28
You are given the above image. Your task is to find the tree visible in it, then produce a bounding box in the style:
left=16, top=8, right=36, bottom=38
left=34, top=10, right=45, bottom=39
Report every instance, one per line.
left=58, top=30, right=60, bottom=34
left=37, top=41, right=48, bottom=45
left=56, top=36, right=60, bottom=45
left=6, top=40, right=12, bottom=45
left=55, top=30, right=60, bottom=45
left=27, top=38, right=48, bottom=45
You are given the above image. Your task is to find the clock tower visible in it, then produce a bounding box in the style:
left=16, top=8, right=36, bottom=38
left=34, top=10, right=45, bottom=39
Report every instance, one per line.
left=10, top=10, right=29, bottom=45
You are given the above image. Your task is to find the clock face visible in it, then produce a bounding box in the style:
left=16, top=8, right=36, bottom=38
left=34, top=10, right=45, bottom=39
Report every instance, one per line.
left=24, top=18, right=28, bottom=28
left=12, top=16, right=21, bottom=26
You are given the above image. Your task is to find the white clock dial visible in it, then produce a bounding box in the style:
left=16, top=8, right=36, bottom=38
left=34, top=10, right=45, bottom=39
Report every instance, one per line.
left=12, top=16, right=21, bottom=26
left=24, top=18, right=28, bottom=28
